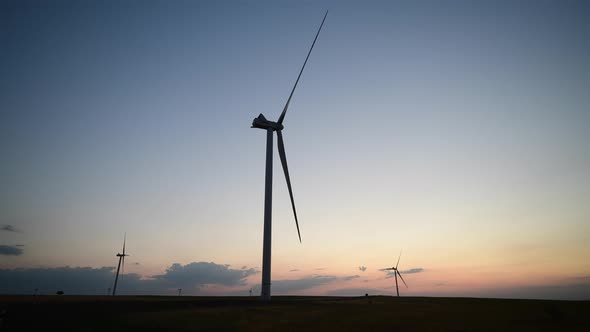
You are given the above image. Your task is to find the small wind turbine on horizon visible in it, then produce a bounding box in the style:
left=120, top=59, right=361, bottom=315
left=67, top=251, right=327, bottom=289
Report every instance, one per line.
left=380, top=251, right=408, bottom=297
left=111, top=233, right=129, bottom=296
left=251, top=11, right=328, bottom=301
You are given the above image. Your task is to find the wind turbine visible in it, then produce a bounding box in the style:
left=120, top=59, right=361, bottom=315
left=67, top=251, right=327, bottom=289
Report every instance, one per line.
left=111, top=233, right=129, bottom=296
left=381, top=251, right=408, bottom=297
left=251, top=11, right=328, bottom=301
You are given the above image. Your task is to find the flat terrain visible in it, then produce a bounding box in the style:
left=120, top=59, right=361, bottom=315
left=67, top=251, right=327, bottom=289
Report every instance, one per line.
left=1, top=295, right=588, bottom=331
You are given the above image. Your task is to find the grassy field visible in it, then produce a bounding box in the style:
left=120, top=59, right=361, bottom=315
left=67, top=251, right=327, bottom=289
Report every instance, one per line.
left=1, top=295, right=589, bottom=331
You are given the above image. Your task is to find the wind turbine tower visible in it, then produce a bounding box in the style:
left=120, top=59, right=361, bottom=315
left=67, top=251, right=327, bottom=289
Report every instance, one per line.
left=251, top=11, right=328, bottom=301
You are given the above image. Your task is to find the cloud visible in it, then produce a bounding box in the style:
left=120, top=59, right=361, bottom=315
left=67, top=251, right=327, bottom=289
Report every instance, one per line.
left=1, top=225, right=20, bottom=232
left=150, top=262, right=257, bottom=289
left=0, top=266, right=114, bottom=295
left=400, top=268, right=424, bottom=274
left=358, top=266, right=367, bottom=272
left=385, top=267, right=424, bottom=277
left=342, top=275, right=360, bottom=281
left=289, top=269, right=300, bottom=272
left=0, top=245, right=24, bottom=256
left=0, top=261, right=258, bottom=295
left=263, top=275, right=338, bottom=293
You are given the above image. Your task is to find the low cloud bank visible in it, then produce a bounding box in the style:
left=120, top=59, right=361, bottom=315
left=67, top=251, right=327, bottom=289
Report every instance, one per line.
left=0, top=245, right=24, bottom=256
left=0, top=266, right=114, bottom=295
left=0, top=262, right=257, bottom=295
left=251, top=274, right=362, bottom=295
left=400, top=268, right=424, bottom=274
left=385, top=267, right=424, bottom=278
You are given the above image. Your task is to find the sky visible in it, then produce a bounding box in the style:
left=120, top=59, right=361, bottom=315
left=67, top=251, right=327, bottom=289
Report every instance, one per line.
left=1, top=0, right=589, bottom=300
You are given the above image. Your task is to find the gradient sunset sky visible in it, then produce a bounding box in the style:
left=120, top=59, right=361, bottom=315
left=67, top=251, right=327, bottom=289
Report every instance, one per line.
left=1, top=0, right=589, bottom=299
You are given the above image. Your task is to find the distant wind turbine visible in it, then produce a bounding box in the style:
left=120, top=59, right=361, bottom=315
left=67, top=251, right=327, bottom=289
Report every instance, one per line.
left=251, top=11, right=328, bottom=301
left=381, top=251, right=408, bottom=297
left=111, top=233, right=129, bottom=296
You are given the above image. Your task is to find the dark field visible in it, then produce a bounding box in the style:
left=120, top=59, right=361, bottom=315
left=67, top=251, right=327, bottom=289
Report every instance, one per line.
left=1, top=295, right=588, bottom=331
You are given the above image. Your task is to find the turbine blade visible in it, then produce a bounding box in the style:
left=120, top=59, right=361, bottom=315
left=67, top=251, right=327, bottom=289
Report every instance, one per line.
left=277, top=10, right=328, bottom=125
left=395, top=250, right=402, bottom=269
left=122, top=233, right=126, bottom=255
left=379, top=268, right=394, bottom=271
left=397, top=270, right=408, bottom=288
left=276, top=130, right=301, bottom=242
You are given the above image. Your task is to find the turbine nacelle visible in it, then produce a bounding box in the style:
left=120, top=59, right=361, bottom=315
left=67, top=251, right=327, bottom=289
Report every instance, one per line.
left=251, top=114, right=284, bottom=131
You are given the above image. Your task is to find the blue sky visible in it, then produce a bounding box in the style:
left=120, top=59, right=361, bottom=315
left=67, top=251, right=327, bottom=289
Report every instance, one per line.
left=1, top=0, right=589, bottom=299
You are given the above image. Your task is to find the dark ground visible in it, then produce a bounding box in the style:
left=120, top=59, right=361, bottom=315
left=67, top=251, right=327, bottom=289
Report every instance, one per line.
left=0, top=295, right=588, bottom=331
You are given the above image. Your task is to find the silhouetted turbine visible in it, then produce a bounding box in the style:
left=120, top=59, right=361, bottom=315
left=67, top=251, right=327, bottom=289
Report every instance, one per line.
left=111, top=233, right=129, bottom=296
left=380, top=251, right=408, bottom=297
left=251, top=11, right=328, bottom=301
